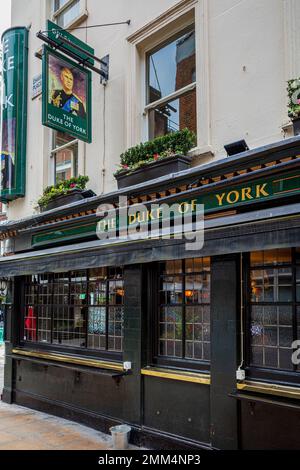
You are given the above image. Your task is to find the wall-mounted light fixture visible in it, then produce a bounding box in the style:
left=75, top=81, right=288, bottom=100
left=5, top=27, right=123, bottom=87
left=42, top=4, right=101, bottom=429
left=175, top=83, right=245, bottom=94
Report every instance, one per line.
left=224, top=140, right=249, bottom=157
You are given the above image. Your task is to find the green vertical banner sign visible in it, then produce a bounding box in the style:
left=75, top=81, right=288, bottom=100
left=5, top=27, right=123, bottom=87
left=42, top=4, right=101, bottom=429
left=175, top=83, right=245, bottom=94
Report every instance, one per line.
left=0, top=27, right=28, bottom=202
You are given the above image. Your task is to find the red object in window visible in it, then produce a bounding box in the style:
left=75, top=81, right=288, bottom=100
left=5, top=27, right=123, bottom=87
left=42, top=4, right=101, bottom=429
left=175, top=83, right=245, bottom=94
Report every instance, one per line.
left=24, top=306, right=36, bottom=341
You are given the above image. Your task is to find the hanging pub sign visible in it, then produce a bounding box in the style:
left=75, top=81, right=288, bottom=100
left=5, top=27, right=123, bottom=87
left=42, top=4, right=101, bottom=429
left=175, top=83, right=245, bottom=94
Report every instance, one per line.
left=42, top=45, right=92, bottom=143
left=0, top=27, right=29, bottom=202
left=47, top=20, right=95, bottom=66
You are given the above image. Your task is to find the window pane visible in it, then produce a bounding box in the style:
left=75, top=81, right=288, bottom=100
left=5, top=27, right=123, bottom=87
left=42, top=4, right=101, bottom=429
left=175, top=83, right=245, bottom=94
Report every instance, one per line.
left=148, top=29, right=195, bottom=104
left=108, top=306, right=124, bottom=352
left=53, top=305, right=86, bottom=347
left=160, top=260, right=183, bottom=275
left=159, top=306, right=183, bottom=359
left=56, top=0, right=81, bottom=28
left=23, top=267, right=124, bottom=353
left=88, top=307, right=106, bottom=350
left=37, top=277, right=52, bottom=343
left=54, top=0, right=69, bottom=12
left=249, top=249, right=295, bottom=372
left=24, top=306, right=37, bottom=342
left=250, top=268, right=292, bottom=302
left=148, top=88, right=197, bottom=140
left=53, top=131, right=75, bottom=149
left=250, top=249, right=292, bottom=266
left=158, top=258, right=210, bottom=363
left=88, top=266, right=124, bottom=353
left=55, top=143, right=78, bottom=182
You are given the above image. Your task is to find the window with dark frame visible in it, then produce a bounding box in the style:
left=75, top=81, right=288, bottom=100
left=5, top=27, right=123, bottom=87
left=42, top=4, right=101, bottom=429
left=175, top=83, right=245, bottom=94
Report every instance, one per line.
left=248, top=248, right=300, bottom=373
left=146, top=26, right=197, bottom=140
left=155, top=258, right=210, bottom=369
left=23, top=267, right=124, bottom=354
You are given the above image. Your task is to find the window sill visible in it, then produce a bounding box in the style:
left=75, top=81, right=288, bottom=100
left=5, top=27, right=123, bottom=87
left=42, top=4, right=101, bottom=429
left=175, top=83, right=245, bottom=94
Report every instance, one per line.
left=141, top=366, right=210, bottom=385
left=237, top=380, right=300, bottom=400
left=282, top=121, right=294, bottom=139
left=12, top=348, right=123, bottom=372
left=188, top=145, right=214, bottom=167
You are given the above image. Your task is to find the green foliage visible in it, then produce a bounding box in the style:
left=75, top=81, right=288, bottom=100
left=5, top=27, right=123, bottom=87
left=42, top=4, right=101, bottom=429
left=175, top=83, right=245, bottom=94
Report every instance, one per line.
left=38, top=175, right=89, bottom=208
left=287, top=78, right=300, bottom=119
left=115, top=129, right=196, bottom=176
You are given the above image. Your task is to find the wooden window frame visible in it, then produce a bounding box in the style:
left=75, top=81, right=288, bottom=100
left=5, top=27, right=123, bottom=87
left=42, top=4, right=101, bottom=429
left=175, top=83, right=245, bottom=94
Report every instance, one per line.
left=149, top=259, right=211, bottom=373
left=245, top=249, right=300, bottom=386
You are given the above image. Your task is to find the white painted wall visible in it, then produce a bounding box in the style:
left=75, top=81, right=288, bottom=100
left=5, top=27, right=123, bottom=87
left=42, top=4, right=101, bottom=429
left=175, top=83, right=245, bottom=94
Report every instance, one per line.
left=7, top=0, right=300, bottom=219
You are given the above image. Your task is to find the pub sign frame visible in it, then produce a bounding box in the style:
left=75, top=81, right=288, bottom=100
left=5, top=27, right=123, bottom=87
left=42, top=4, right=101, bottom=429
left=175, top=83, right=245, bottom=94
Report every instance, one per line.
left=42, top=45, right=92, bottom=143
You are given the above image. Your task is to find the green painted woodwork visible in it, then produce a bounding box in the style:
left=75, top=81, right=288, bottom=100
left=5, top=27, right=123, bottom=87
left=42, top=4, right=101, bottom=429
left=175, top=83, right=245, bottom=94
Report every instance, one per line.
left=31, top=170, right=300, bottom=247
left=32, top=223, right=97, bottom=247
left=98, top=170, right=300, bottom=234
left=47, top=20, right=95, bottom=66
left=0, top=27, right=29, bottom=202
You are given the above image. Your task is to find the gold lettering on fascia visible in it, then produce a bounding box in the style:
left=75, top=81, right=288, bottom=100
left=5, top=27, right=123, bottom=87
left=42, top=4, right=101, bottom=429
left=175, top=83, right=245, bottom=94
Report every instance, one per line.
left=215, top=183, right=270, bottom=207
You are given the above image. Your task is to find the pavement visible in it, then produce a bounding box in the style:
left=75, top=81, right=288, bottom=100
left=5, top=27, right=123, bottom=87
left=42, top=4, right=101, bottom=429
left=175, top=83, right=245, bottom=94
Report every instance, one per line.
left=0, top=345, right=136, bottom=450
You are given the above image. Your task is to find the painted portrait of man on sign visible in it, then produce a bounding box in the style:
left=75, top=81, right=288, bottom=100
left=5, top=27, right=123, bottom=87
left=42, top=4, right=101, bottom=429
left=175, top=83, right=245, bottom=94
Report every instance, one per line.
left=49, top=57, right=87, bottom=119
left=43, top=46, right=92, bottom=143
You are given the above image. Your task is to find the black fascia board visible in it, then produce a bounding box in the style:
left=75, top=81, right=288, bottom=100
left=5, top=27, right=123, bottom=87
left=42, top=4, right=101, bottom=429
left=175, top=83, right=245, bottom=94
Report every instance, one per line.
left=1, top=135, right=300, bottom=235
left=14, top=156, right=300, bottom=238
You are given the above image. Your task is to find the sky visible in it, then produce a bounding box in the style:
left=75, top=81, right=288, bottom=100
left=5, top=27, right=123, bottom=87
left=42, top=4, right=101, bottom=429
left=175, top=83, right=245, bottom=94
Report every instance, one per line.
left=0, top=0, right=11, bottom=40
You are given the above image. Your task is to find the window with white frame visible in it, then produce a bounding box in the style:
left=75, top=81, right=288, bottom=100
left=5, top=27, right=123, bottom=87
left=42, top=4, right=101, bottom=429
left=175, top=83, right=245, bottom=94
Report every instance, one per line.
left=52, top=131, right=78, bottom=183
left=53, top=0, right=83, bottom=28
left=146, top=25, right=197, bottom=141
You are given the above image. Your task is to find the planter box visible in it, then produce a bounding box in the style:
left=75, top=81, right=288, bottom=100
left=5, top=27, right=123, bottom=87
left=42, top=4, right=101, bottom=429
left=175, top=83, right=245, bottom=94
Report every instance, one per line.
left=292, top=117, right=300, bottom=136
left=115, top=154, right=192, bottom=189
left=39, top=189, right=95, bottom=212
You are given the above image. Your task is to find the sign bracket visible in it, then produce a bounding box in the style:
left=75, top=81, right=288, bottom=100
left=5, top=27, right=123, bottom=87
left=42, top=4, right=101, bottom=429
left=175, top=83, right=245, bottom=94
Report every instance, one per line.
left=37, top=31, right=109, bottom=82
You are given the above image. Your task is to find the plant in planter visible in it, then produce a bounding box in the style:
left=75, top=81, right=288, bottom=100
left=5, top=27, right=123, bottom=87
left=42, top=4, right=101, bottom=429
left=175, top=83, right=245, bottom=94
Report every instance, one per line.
left=287, top=78, right=300, bottom=135
left=114, top=128, right=196, bottom=188
left=37, top=175, right=90, bottom=211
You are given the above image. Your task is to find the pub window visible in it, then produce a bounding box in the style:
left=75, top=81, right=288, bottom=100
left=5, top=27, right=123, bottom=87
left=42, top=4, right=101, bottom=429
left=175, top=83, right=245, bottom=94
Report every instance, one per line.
left=51, top=131, right=78, bottom=183
left=146, top=26, right=197, bottom=141
left=23, top=267, right=124, bottom=356
left=154, top=257, right=210, bottom=370
left=248, top=248, right=300, bottom=374
left=53, top=0, right=82, bottom=28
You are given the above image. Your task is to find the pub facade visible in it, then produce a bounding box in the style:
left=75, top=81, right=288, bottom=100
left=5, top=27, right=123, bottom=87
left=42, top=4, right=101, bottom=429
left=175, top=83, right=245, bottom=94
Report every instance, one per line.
left=1, top=0, right=300, bottom=450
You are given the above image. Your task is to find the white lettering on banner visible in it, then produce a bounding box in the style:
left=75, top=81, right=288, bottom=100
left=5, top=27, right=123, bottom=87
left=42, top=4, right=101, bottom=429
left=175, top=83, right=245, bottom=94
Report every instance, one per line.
left=2, top=55, right=15, bottom=72
left=2, top=94, right=14, bottom=109
left=3, top=39, right=9, bottom=54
